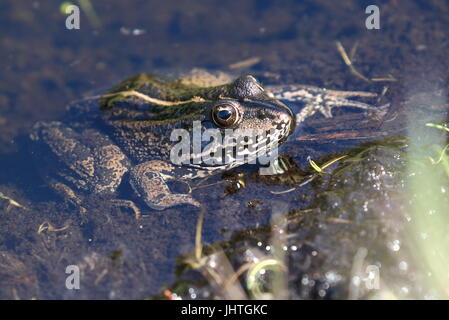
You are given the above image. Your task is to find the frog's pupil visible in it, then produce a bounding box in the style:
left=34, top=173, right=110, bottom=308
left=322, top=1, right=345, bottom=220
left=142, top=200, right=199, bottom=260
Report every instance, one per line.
left=218, top=109, right=232, bottom=120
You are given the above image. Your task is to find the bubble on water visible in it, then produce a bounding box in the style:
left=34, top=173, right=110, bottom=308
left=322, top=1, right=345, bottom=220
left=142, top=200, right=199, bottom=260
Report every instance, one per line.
left=399, top=261, right=408, bottom=271
left=352, top=276, right=361, bottom=287
left=387, top=239, right=401, bottom=251
left=325, top=271, right=342, bottom=283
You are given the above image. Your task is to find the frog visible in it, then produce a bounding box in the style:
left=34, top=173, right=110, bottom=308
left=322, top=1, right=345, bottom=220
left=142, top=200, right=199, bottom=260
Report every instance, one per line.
left=29, top=69, right=377, bottom=218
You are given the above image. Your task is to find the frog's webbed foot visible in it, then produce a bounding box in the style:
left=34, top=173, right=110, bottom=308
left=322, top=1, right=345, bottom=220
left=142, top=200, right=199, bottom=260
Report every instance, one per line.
left=51, top=180, right=141, bottom=219
left=50, top=181, right=87, bottom=214
left=110, top=199, right=142, bottom=219
left=130, top=161, right=201, bottom=211
left=266, top=85, right=378, bottom=124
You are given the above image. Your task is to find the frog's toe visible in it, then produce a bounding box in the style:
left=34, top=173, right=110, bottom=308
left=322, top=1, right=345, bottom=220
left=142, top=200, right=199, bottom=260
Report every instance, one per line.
left=295, top=98, right=377, bottom=123
left=110, top=199, right=142, bottom=219
left=149, top=193, right=201, bottom=211
left=50, top=181, right=87, bottom=214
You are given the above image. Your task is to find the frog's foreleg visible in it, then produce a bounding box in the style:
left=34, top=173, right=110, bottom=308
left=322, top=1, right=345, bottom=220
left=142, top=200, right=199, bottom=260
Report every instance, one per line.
left=266, top=84, right=377, bottom=124
left=130, top=161, right=201, bottom=210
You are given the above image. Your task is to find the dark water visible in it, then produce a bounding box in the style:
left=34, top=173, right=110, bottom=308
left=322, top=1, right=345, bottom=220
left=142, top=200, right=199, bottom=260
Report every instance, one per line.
left=1, top=0, right=449, bottom=299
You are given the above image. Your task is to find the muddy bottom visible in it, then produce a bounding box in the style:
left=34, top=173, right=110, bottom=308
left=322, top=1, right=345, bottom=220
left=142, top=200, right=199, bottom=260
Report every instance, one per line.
left=1, top=0, right=449, bottom=299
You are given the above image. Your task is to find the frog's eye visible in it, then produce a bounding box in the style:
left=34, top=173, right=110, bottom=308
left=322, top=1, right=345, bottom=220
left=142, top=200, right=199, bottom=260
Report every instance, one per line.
left=212, top=102, right=240, bottom=128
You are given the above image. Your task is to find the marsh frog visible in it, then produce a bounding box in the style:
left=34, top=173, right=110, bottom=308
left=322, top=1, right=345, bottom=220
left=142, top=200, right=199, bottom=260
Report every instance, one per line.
left=30, top=69, right=376, bottom=217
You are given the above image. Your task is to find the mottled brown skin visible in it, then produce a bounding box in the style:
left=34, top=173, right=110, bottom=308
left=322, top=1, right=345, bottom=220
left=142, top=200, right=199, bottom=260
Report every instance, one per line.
left=30, top=121, right=131, bottom=194
left=30, top=71, right=295, bottom=214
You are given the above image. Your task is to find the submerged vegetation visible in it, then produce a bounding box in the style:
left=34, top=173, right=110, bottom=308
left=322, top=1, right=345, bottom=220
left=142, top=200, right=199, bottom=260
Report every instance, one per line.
left=2, top=0, right=449, bottom=299
left=164, top=123, right=449, bottom=299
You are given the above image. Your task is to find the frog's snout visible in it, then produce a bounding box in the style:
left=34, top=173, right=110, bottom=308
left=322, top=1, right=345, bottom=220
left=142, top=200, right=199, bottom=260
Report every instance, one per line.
left=272, top=100, right=296, bottom=138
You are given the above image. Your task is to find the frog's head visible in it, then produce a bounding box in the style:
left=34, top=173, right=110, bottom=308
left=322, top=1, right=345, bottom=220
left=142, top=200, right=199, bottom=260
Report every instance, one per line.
left=181, top=75, right=296, bottom=170
left=194, top=95, right=295, bottom=170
